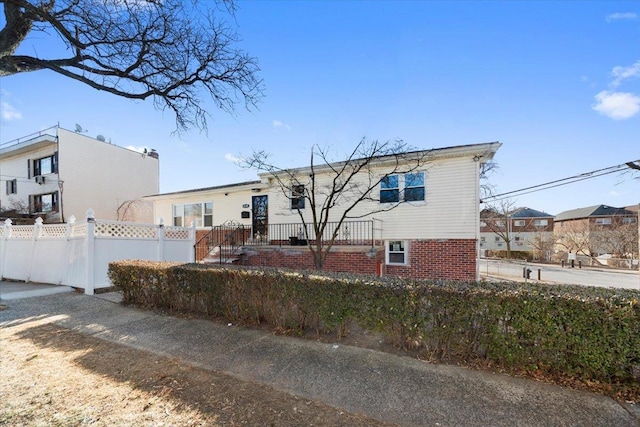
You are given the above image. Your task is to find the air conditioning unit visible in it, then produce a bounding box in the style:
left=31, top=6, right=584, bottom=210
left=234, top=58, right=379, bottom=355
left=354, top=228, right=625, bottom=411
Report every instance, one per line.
left=35, top=175, right=46, bottom=185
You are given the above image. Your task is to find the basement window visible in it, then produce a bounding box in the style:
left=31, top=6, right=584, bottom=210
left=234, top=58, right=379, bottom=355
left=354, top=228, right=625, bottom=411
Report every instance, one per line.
left=386, top=240, right=407, bottom=265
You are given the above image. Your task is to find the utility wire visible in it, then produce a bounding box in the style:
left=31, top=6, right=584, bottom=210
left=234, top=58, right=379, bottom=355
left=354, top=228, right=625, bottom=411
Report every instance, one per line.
left=482, top=159, right=639, bottom=202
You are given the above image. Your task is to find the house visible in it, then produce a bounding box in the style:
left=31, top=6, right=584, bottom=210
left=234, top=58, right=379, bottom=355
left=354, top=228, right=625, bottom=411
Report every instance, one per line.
left=553, top=204, right=638, bottom=261
left=479, top=207, right=554, bottom=259
left=0, top=125, right=159, bottom=223
left=146, top=141, right=502, bottom=281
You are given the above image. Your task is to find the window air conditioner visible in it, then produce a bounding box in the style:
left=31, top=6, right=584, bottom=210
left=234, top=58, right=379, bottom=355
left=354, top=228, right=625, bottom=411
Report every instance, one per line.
left=35, top=175, right=46, bottom=185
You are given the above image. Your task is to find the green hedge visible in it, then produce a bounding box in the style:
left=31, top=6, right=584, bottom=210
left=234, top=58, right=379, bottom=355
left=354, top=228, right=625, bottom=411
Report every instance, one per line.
left=108, top=260, right=640, bottom=385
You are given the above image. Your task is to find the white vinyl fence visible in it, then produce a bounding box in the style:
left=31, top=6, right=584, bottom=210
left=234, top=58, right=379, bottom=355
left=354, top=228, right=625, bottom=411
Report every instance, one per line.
left=0, top=209, right=195, bottom=294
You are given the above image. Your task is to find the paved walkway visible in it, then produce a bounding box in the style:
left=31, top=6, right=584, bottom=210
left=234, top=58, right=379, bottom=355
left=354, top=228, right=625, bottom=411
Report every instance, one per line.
left=0, top=282, right=638, bottom=426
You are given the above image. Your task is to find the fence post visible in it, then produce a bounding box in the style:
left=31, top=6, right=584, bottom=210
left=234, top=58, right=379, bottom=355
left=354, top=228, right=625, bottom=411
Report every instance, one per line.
left=27, top=217, right=44, bottom=282
left=85, top=209, right=96, bottom=295
left=189, top=221, right=196, bottom=263
left=0, top=219, right=12, bottom=279
left=158, top=218, right=165, bottom=261
left=66, top=215, right=76, bottom=239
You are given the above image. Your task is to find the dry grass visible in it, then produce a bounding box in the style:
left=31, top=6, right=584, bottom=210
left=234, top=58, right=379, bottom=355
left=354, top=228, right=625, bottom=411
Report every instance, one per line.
left=0, top=317, right=393, bottom=427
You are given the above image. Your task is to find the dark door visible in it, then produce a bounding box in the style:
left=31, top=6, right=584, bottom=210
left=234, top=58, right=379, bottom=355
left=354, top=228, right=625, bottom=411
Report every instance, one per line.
left=252, top=195, right=268, bottom=241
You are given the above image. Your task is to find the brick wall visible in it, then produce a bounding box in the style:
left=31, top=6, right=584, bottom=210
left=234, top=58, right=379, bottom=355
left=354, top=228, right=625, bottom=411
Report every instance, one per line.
left=240, top=246, right=385, bottom=276
left=239, top=238, right=476, bottom=281
left=386, top=239, right=476, bottom=281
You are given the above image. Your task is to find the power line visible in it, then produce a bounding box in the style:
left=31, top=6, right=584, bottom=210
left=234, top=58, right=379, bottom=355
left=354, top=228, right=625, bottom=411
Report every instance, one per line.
left=482, top=159, right=640, bottom=203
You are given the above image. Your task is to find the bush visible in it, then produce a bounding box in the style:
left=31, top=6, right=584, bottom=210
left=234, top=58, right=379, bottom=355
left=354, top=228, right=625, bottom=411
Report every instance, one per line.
left=109, top=260, right=640, bottom=386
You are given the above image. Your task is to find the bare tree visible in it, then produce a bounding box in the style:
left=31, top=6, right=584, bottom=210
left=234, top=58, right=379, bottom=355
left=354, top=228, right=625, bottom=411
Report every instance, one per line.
left=480, top=198, right=517, bottom=258
left=242, top=138, right=433, bottom=270
left=528, top=231, right=556, bottom=262
left=116, top=199, right=152, bottom=222
left=0, top=0, right=263, bottom=132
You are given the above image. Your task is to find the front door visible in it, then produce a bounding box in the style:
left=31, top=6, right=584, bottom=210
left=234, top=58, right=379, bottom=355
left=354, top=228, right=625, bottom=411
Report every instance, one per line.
left=252, top=195, right=268, bottom=241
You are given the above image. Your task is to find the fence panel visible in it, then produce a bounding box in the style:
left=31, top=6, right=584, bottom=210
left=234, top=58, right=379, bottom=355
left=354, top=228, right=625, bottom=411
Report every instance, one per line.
left=0, top=214, right=195, bottom=294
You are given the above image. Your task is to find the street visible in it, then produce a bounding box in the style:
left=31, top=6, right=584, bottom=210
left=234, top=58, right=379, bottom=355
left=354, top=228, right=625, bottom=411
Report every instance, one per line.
left=479, top=258, right=640, bottom=290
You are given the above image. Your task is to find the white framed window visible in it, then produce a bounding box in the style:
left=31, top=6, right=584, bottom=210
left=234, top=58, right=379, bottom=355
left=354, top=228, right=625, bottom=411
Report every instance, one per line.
left=480, top=236, right=486, bottom=242
left=291, top=185, right=305, bottom=210
left=380, top=172, right=425, bottom=204
left=480, top=221, right=487, bottom=227
left=622, top=217, right=637, bottom=224
left=5, top=179, right=17, bottom=195
left=386, top=240, right=407, bottom=265
left=494, top=236, right=500, bottom=242
left=533, top=219, right=548, bottom=227
left=172, top=202, right=212, bottom=227
left=595, top=218, right=611, bottom=225
left=513, top=220, right=525, bottom=227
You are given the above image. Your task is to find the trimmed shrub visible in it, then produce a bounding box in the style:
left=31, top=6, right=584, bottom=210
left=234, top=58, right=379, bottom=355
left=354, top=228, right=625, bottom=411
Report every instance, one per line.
left=109, top=261, right=640, bottom=386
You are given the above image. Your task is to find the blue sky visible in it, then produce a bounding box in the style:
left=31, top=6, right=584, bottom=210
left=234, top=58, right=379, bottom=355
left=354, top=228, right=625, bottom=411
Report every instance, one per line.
left=1, top=1, right=638, bottom=215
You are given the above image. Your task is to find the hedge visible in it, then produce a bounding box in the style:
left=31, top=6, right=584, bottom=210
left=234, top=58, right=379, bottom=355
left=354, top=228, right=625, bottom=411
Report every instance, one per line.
left=108, top=260, right=640, bottom=386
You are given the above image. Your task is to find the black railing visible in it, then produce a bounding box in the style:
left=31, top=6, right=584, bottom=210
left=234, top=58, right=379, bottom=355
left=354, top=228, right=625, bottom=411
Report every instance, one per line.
left=195, top=220, right=379, bottom=263
left=255, top=220, right=376, bottom=247
left=194, top=224, right=248, bottom=263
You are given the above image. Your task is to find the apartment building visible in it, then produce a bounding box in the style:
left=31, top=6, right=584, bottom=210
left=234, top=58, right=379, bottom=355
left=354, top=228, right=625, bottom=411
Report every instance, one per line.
left=0, top=126, right=159, bottom=222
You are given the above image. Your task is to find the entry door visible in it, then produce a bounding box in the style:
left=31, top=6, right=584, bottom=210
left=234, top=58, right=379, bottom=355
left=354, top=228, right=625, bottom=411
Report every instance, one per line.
left=252, top=195, right=268, bottom=240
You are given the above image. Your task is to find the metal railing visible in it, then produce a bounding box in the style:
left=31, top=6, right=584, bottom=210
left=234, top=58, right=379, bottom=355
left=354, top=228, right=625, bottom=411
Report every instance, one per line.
left=195, top=220, right=381, bottom=263
left=194, top=224, right=249, bottom=263
left=256, top=220, right=377, bottom=247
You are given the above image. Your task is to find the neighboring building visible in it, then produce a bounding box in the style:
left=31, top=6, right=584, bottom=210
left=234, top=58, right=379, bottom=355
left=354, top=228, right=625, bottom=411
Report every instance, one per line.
left=479, top=207, right=554, bottom=258
left=0, top=126, right=159, bottom=222
left=146, top=141, right=502, bottom=281
left=554, top=204, right=638, bottom=258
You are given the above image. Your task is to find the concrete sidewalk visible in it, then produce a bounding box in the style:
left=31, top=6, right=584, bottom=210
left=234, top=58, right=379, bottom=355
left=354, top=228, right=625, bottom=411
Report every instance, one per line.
left=0, top=280, right=73, bottom=300
left=0, top=290, right=638, bottom=427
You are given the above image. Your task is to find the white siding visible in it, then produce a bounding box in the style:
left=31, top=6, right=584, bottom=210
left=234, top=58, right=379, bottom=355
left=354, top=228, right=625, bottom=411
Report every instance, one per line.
left=267, top=155, right=480, bottom=239
left=57, top=129, right=159, bottom=221
left=0, top=140, right=59, bottom=218
left=152, top=186, right=263, bottom=229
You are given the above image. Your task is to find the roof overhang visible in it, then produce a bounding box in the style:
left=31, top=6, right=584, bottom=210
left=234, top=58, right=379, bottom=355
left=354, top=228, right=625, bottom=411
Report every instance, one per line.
left=0, top=134, right=57, bottom=159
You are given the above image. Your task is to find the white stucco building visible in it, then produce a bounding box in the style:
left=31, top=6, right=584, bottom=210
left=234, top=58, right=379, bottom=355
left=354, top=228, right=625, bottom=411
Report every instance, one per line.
left=0, top=126, right=159, bottom=222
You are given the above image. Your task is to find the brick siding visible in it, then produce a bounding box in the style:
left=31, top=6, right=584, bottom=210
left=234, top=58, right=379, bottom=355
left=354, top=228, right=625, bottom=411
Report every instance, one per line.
left=239, top=238, right=476, bottom=281
left=386, top=239, right=476, bottom=281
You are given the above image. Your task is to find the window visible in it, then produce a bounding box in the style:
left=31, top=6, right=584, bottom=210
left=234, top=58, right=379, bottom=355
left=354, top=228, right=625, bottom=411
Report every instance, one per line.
left=31, top=153, right=58, bottom=177
left=480, top=221, right=487, bottom=227
left=513, top=220, right=525, bottom=227
left=380, top=175, right=399, bottom=203
left=404, top=172, right=425, bottom=201
left=494, top=236, right=500, bottom=242
left=622, top=217, right=637, bottom=224
left=386, top=240, right=407, bottom=265
left=533, top=219, right=548, bottom=227
left=380, top=172, right=425, bottom=203
left=5, top=179, right=17, bottom=195
left=595, top=218, right=611, bottom=225
left=291, top=185, right=305, bottom=210
left=480, top=237, right=486, bottom=242
left=31, top=192, right=59, bottom=213
left=514, top=236, right=521, bottom=241
left=172, top=202, right=213, bottom=227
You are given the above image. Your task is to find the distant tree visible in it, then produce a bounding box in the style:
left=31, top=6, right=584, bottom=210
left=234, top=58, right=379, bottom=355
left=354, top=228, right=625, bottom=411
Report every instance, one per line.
left=528, top=231, right=556, bottom=262
left=0, top=0, right=263, bottom=132
left=480, top=198, right=517, bottom=258
left=554, top=220, right=593, bottom=261
left=242, top=138, right=433, bottom=270
left=116, top=199, right=152, bottom=222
